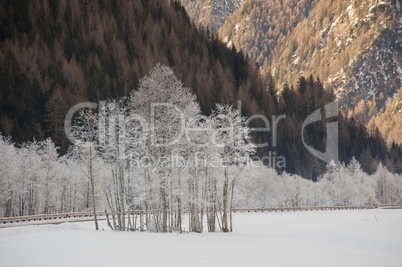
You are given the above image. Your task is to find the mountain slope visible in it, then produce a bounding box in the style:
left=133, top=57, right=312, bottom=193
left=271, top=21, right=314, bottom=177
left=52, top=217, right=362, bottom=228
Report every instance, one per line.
left=0, top=0, right=265, bottom=150
left=270, top=0, right=402, bottom=112
left=218, top=0, right=317, bottom=67
left=368, top=89, right=402, bottom=146
left=0, top=0, right=399, bottom=178
left=181, top=0, right=246, bottom=33
left=218, top=0, right=402, bottom=114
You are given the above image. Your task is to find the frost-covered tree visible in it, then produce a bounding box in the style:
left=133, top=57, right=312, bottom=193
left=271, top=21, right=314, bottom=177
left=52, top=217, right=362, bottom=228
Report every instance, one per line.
left=70, top=109, right=101, bottom=230
left=0, top=135, right=19, bottom=216
left=375, top=163, right=401, bottom=204
left=211, top=104, right=256, bottom=232
left=4, top=65, right=402, bottom=235
left=344, top=158, right=375, bottom=206
left=57, top=153, right=86, bottom=213
left=37, top=138, right=59, bottom=214
left=319, top=159, right=376, bottom=206
left=128, top=64, right=201, bottom=232
left=98, top=99, right=127, bottom=230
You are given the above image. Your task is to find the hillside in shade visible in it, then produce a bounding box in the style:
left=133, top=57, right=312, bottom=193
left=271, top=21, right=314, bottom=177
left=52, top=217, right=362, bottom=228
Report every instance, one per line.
left=0, top=0, right=267, bottom=150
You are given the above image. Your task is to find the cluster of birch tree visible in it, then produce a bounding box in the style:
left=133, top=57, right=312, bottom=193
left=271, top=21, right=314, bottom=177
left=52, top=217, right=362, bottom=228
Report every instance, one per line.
left=69, top=64, right=256, bottom=232
left=238, top=159, right=402, bottom=209
left=1, top=65, right=401, bottom=233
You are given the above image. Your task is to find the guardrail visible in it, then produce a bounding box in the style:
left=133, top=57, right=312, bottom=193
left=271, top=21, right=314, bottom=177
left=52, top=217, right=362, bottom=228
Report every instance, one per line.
left=377, top=204, right=402, bottom=209
left=0, top=211, right=105, bottom=227
left=0, top=210, right=147, bottom=227
left=1, top=205, right=400, bottom=228
left=232, top=205, right=375, bottom=213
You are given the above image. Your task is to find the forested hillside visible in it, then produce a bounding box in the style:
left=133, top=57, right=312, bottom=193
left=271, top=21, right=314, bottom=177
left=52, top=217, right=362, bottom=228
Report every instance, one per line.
left=218, top=0, right=401, bottom=115
left=218, top=0, right=317, bottom=68
left=181, top=0, right=246, bottom=33
left=0, top=0, right=263, bottom=151
left=368, top=90, right=402, bottom=146
left=0, top=0, right=400, bottom=179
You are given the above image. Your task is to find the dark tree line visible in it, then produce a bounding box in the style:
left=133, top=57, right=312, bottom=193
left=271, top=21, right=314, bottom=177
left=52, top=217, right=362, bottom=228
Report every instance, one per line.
left=273, top=76, right=400, bottom=179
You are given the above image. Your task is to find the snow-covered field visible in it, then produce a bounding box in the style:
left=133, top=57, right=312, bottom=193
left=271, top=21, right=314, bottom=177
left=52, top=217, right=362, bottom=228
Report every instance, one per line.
left=0, top=209, right=401, bottom=267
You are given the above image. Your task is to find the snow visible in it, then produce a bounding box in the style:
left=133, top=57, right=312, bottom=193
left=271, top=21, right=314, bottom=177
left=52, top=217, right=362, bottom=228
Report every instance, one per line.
left=366, top=89, right=377, bottom=100
left=346, top=4, right=355, bottom=18
left=1, top=209, right=401, bottom=267
left=355, top=81, right=359, bottom=91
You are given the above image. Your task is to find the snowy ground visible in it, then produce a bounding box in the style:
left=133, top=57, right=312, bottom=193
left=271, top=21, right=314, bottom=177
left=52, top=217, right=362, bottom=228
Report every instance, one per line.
left=0, top=209, right=401, bottom=267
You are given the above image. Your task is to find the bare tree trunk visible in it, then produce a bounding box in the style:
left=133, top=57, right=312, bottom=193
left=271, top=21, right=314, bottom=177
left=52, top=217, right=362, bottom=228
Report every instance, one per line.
left=106, top=194, right=117, bottom=230
left=169, top=174, right=174, bottom=232
left=222, top=166, right=229, bottom=232
left=89, top=145, right=99, bottom=230
left=211, top=176, right=217, bottom=232
left=177, top=174, right=182, bottom=232
left=118, top=164, right=125, bottom=231
left=140, top=203, right=144, bottom=231
left=134, top=212, right=138, bottom=231
left=106, top=209, right=114, bottom=230
left=86, top=181, right=90, bottom=210
left=230, top=180, right=235, bottom=232
left=44, top=178, right=49, bottom=214
left=161, top=181, right=168, bottom=232
left=127, top=211, right=132, bottom=231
